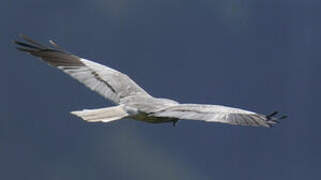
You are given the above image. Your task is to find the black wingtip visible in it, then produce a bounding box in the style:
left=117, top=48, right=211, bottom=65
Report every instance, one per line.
left=14, top=40, right=40, bottom=49
left=265, top=110, right=287, bottom=127
left=266, top=111, right=278, bottom=120
left=16, top=47, right=33, bottom=52
left=16, top=34, right=47, bottom=49
left=279, top=115, right=288, bottom=119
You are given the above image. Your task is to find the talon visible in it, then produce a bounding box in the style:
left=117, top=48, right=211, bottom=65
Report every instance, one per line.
left=172, top=120, right=178, bottom=127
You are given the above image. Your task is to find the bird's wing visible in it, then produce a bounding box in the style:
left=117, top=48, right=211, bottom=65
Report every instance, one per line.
left=151, top=104, right=287, bottom=127
left=14, top=35, right=151, bottom=104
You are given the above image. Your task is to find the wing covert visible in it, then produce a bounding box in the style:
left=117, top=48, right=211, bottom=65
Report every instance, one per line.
left=15, top=35, right=151, bottom=104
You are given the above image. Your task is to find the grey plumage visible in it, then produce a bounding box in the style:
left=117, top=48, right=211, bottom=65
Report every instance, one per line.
left=14, top=35, right=287, bottom=127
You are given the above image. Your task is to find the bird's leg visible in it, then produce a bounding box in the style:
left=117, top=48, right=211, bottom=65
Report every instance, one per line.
left=172, top=119, right=178, bottom=127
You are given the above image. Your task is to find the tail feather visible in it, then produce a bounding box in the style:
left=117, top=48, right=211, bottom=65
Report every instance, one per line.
left=71, top=105, right=128, bottom=123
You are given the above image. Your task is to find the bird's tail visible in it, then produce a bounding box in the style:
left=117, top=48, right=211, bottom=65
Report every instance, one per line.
left=71, top=105, right=129, bottom=123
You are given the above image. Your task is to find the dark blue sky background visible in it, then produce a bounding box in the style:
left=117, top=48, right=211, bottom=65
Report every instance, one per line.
left=2, top=0, right=321, bottom=179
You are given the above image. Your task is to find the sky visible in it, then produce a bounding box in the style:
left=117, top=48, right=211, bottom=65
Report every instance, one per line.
left=2, top=0, right=321, bottom=179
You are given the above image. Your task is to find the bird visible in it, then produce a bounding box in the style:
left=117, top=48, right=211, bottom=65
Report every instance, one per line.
left=14, top=34, right=287, bottom=128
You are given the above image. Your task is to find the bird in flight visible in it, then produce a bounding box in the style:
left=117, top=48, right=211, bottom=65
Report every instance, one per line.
left=14, top=35, right=286, bottom=127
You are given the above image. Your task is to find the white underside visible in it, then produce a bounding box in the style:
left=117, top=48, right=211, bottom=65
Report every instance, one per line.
left=71, top=105, right=128, bottom=123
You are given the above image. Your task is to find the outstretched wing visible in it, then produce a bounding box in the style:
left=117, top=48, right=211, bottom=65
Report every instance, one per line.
left=14, top=35, right=151, bottom=104
left=151, top=104, right=287, bottom=127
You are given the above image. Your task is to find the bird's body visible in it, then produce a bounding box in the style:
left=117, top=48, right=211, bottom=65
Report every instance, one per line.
left=15, top=35, right=286, bottom=127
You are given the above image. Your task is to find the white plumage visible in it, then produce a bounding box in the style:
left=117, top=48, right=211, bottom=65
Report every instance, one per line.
left=15, top=35, right=287, bottom=127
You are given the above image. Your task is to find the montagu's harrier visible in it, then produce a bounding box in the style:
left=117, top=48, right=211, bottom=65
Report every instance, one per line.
left=14, top=35, right=287, bottom=127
